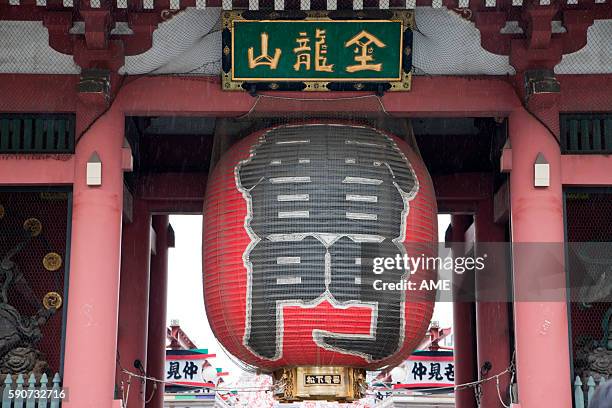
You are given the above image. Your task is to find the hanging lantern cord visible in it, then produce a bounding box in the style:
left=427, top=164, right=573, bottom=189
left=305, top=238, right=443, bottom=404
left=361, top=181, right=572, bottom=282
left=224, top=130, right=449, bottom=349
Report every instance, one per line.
left=121, top=358, right=516, bottom=397
left=120, top=369, right=277, bottom=392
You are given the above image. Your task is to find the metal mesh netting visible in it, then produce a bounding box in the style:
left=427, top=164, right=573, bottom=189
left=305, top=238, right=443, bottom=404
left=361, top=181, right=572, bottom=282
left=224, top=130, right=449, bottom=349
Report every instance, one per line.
left=0, top=8, right=611, bottom=76
left=555, top=20, right=612, bottom=75
left=0, top=21, right=80, bottom=74
left=565, top=190, right=612, bottom=384
left=0, top=189, right=70, bottom=375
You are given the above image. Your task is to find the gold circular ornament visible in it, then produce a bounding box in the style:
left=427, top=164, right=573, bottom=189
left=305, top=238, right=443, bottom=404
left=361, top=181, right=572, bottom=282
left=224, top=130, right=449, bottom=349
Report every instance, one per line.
left=43, top=292, right=62, bottom=310
left=0, top=204, right=4, bottom=219
left=23, top=218, right=42, bottom=237
left=43, top=252, right=62, bottom=271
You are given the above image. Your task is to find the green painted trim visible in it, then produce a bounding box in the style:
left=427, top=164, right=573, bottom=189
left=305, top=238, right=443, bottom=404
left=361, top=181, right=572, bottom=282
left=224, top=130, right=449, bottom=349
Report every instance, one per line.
left=560, top=113, right=612, bottom=154
left=0, top=114, right=75, bottom=154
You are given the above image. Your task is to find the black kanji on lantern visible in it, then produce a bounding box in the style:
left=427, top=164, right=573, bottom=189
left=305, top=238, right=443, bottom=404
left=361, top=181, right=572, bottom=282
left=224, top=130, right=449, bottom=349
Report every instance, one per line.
left=237, top=124, right=420, bottom=362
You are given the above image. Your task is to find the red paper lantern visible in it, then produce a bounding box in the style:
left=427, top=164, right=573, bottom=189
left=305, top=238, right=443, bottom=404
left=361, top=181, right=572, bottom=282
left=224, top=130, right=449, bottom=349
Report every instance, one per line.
left=203, top=123, right=437, bottom=372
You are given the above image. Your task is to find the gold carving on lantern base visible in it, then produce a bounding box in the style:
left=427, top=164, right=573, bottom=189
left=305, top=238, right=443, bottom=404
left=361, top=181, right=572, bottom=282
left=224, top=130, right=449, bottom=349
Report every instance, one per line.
left=273, top=366, right=366, bottom=402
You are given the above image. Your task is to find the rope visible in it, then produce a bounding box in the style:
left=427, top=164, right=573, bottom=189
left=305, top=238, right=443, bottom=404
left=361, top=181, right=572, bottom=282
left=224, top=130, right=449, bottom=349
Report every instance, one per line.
left=371, top=367, right=512, bottom=394
left=496, top=376, right=511, bottom=408
left=144, top=382, right=157, bottom=404
left=121, top=369, right=275, bottom=392
left=122, top=363, right=514, bottom=401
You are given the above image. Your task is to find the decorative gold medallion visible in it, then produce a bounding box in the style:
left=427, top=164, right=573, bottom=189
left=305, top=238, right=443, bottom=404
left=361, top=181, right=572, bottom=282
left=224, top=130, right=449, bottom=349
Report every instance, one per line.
left=0, top=204, right=4, bottom=219
left=43, top=292, right=63, bottom=310
left=23, top=218, right=42, bottom=237
left=43, top=252, right=63, bottom=271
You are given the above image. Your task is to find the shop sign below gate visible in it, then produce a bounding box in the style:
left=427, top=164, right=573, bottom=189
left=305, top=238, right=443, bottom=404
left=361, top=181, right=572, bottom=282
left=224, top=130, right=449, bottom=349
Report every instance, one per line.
left=222, top=11, right=413, bottom=92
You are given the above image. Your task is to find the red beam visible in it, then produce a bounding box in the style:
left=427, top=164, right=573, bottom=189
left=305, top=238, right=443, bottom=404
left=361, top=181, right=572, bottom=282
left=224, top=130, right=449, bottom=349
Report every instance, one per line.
left=558, top=74, right=612, bottom=113
left=433, top=173, right=493, bottom=201
left=0, top=154, right=74, bottom=184
left=0, top=74, right=518, bottom=116
left=0, top=74, right=78, bottom=113
left=136, top=172, right=207, bottom=201
left=136, top=172, right=206, bottom=214
left=436, top=200, right=479, bottom=215
left=115, top=76, right=521, bottom=117
left=0, top=74, right=609, bottom=118
left=433, top=173, right=494, bottom=214
left=145, top=199, right=203, bottom=214
left=116, top=76, right=254, bottom=116
left=561, top=154, right=612, bottom=186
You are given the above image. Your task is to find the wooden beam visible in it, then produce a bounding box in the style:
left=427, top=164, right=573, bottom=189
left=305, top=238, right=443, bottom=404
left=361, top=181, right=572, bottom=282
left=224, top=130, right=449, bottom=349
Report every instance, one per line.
left=561, top=154, right=612, bottom=186
left=0, top=154, right=74, bottom=185
left=134, top=172, right=207, bottom=214
left=433, top=173, right=492, bottom=202
left=0, top=75, right=78, bottom=113
left=136, top=172, right=207, bottom=201
left=146, top=199, right=203, bottom=215
left=1, top=74, right=612, bottom=118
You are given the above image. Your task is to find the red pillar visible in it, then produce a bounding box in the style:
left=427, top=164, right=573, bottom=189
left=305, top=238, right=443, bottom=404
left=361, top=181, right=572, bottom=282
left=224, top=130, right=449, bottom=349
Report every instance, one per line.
left=117, top=199, right=152, bottom=408
left=145, top=215, right=170, bottom=408
left=451, top=215, right=477, bottom=408
left=508, top=107, right=571, bottom=407
left=63, top=106, right=124, bottom=408
left=474, top=197, right=511, bottom=408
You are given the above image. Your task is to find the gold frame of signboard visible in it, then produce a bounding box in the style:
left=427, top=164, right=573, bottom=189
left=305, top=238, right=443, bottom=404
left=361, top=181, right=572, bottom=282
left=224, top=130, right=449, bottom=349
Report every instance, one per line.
left=221, top=10, right=414, bottom=92
left=272, top=366, right=367, bottom=402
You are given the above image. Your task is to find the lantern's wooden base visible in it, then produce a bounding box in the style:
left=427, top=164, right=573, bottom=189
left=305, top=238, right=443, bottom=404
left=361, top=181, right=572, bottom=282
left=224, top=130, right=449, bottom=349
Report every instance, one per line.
left=272, top=366, right=366, bottom=402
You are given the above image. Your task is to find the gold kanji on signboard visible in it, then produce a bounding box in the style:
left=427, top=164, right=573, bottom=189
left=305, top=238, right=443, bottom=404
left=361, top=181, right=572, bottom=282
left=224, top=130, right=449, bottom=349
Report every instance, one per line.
left=248, top=32, right=282, bottom=69
left=345, top=30, right=386, bottom=73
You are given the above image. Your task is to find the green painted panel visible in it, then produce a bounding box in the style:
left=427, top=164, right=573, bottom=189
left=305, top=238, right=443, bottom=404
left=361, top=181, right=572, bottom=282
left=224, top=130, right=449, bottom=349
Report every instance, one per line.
left=57, top=119, right=66, bottom=150
left=560, top=115, right=567, bottom=151
left=592, top=120, right=602, bottom=151
left=11, top=119, right=21, bottom=151
left=232, top=20, right=403, bottom=81
left=605, top=119, right=612, bottom=152
left=0, top=119, right=9, bottom=150
left=67, top=117, right=75, bottom=151
left=580, top=119, right=590, bottom=151
left=23, top=118, right=33, bottom=151
left=0, top=115, right=74, bottom=153
left=569, top=119, right=579, bottom=151
left=560, top=114, right=612, bottom=154
left=35, top=118, right=44, bottom=151
left=45, top=119, right=55, bottom=151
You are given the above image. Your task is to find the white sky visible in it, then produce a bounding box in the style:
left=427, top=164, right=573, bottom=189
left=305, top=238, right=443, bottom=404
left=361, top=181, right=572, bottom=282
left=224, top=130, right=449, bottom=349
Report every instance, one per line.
left=166, top=214, right=453, bottom=383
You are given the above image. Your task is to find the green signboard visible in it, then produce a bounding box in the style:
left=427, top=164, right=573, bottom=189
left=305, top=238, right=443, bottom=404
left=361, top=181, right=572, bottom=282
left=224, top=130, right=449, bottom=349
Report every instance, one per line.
left=222, top=11, right=413, bottom=92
